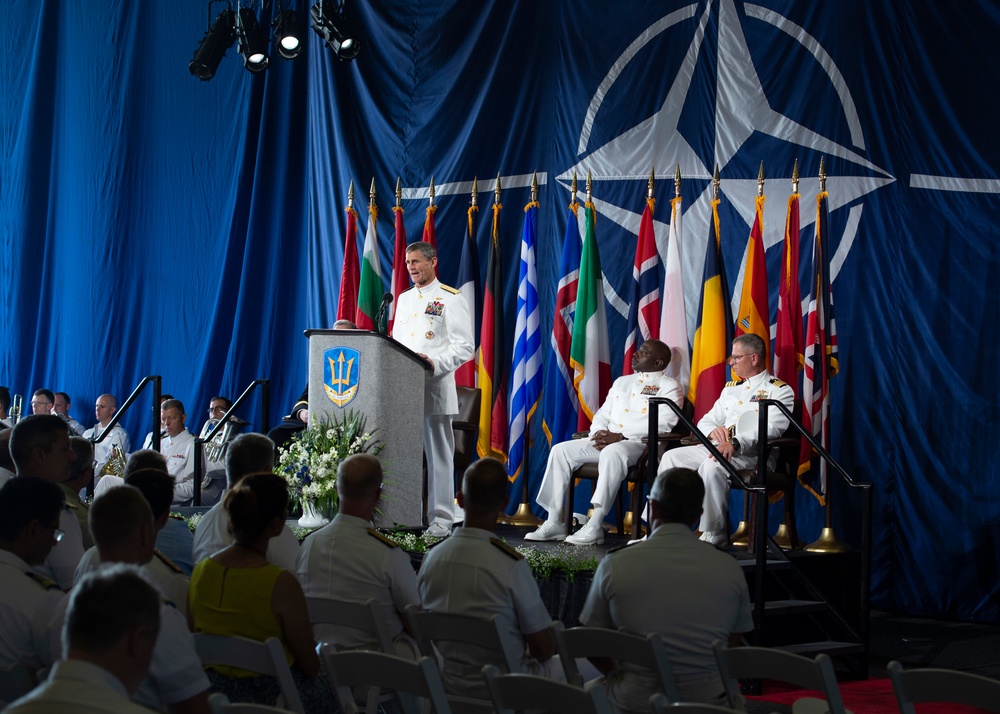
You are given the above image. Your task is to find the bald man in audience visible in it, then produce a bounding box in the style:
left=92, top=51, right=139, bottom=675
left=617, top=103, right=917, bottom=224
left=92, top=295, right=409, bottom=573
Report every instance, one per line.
left=9, top=415, right=84, bottom=591
left=297, top=453, right=420, bottom=656
left=0, top=478, right=68, bottom=680
left=417, top=457, right=559, bottom=698
left=192, top=433, right=299, bottom=572
left=6, top=565, right=161, bottom=714
left=55, top=486, right=211, bottom=714
left=83, top=394, right=131, bottom=476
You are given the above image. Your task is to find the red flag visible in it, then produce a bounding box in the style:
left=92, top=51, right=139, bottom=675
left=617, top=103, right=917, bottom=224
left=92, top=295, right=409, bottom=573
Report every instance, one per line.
left=476, top=202, right=507, bottom=462
left=454, top=204, right=480, bottom=388
left=423, top=204, right=439, bottom=278
left=774, top=191, right=803, bottom=391
left=734, top=194, right=770, bottom=370
left=337, top=205, right=360, bottom=323
left=389, top=204, right=408, bottom=334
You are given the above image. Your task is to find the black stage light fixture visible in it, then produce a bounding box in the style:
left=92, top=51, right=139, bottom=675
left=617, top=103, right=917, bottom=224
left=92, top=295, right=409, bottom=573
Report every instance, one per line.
left=273, top=9, right=306, bottom=60
left=189, top=9, right=237, bottom=81
left=310, top=1, right=361, bottom=61
left=236, top=7, right=270, bottom=72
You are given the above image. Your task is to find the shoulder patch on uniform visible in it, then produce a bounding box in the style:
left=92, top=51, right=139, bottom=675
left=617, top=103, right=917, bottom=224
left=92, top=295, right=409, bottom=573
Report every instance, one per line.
left=367, top=528, right=399, bottom=548
left=490, top=537, right=523, bottom=560
left=726, top=379, right=745, bottom=387
left=25, top=571, right=60, bottom=591
left=154, top=549, right=184, bottom=575
left=769, top=378, right=789, bottom=388
left=65, top=501, right=80, bottom=512
left=400, top=284, right=416, bottom=294
left=606, top=541, right=638, bottom=554
left=440, top=284, right=460, bottom=294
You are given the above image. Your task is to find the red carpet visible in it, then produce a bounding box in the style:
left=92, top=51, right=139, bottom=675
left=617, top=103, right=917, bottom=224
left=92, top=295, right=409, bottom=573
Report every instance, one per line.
left=746, top=678, right=991, bottom=713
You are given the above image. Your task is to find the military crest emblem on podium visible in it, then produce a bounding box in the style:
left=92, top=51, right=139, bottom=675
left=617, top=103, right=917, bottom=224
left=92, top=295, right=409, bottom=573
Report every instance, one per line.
left=323, top=347, right=360, bottom=407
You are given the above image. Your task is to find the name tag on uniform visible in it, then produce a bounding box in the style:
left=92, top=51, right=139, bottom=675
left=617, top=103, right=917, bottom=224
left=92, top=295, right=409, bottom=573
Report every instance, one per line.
left=425, top=300, right=444, bottom=316
left=640, top=385, right=660, bottom=396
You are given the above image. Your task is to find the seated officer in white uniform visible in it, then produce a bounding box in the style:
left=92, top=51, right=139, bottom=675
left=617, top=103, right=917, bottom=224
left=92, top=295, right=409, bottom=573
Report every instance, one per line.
left=142, top=399, right=201, bottom=506
left=525, top=339, right=683, bottom=546
left=657, top=333, right=794, bottom=546
left=83, top=394, right=131, bottom=476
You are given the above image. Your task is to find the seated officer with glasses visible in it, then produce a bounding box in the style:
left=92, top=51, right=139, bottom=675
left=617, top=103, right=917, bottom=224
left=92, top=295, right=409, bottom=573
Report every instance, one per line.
left=657, top=333, right=794, bottom=547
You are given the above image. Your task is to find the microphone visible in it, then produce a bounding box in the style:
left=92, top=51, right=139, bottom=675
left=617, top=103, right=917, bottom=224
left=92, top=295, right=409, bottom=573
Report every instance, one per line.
left=380, top=292, right=393, bottom=306
left=376, top=292, right=393, bottom=335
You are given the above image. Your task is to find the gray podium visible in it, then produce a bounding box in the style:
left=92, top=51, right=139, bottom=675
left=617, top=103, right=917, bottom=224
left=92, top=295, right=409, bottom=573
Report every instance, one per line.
left=305, top=329, right=431, bottom=529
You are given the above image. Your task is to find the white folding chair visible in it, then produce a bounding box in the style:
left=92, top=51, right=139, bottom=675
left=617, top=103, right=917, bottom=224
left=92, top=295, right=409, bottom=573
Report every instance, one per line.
left=556, top=624, right=681, bottom=703
left=649, top=693, right=741, bottom=713
left=888, top=660, right=1000, bottom=713
left=193, top=634, right=305, bottom=714
left=712, top=641, right=845, bottom=714
left=0, top=663, right=35, bottom=707
left=406, top=603, right=522, bottom=714
left=322, top=646, right=452, bottom=714
left=305, top=596, right=396, bottom=653
left=483, top=664, right=613, bottom=714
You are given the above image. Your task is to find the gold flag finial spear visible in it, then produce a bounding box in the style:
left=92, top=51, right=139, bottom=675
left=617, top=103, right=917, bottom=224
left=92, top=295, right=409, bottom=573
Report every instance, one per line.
left=647, top=167, right=655, bottom=200
left=494, top=172, right=502, bottom=204
left=757, top=161, right=765, bottom=197
left=674, top=164, right=681, bottom=198
left=586, top=169, right=593, bottom=203
left=471, top=177, right=479, bottom=208
left=369, top=177, right=376, bottom=205
left=531, top=171, right=538, bottom=204
left=394, top=177, right=402, bottom=209
left=428, top=177, right=435, bottom=207
left=348, top=179, right=355, bottom=209
left=792, top=159, right=799, bottom=194
left=571, top=172, right=578, bottom=204
left=819, top=156, right=827, bottom=192
left=713, top=163, right=720, bottom=201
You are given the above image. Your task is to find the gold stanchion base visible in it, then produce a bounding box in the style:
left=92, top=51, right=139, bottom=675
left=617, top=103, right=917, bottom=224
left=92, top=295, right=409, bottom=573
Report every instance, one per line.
left=730, top=520, right=750, bottom=547
left=772, top=524, right=801, bottom=550
left=805, top=527, right=852, bottom=553
left=501, top=502, right=543, bottom=527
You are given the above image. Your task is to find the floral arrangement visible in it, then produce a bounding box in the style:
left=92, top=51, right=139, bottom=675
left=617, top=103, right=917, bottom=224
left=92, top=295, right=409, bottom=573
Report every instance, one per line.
left=275, top=409, right=383, bottom=519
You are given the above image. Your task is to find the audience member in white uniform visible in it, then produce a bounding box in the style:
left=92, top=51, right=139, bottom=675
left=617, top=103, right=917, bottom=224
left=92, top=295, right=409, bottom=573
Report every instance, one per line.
left=53, top=392, right=86, bottom=436
left=297, top=453, right=420, bottom=656
left=192, top=433, right=299, bottom=573
left=141, top=399, right=201, bottom=506
left=6, top=564, right=161, bottom=714
left=580, top=468, right=753, bottom=709
left=83, top=394, right=131, bottom=477
left=9, top=415, right=84, bottom=591
left=56, top=486, right=211, bottom=714
left=0, top=478, right=67, bottom=682
left=417, top=458, right=559, bottom=699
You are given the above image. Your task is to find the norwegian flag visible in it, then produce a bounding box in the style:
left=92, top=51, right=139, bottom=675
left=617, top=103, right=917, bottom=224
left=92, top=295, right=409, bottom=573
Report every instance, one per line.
left=622, top=196, right=660, bottom=375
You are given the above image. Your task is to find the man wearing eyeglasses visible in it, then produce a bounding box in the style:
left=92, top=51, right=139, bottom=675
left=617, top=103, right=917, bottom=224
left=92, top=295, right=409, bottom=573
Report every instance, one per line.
left=657, top=333, right=794, bottom=547
left=30, top=389, right=55, bottom=416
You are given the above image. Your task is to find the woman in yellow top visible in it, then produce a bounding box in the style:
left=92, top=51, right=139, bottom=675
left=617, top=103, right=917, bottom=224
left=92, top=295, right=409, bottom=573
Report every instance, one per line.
left=188, top=472, right=329, bottom=712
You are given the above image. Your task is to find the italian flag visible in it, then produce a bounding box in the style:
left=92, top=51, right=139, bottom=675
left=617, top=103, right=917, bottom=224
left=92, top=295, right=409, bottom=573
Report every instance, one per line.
left=356, top=203, right=384, bottom=331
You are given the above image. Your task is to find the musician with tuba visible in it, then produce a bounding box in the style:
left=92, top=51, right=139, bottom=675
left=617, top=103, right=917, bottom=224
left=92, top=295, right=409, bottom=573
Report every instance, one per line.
left=198, top=396, right=248, bottom=505
left=83, top=393, right=131, bottom=477
left=0, top=387, right=18, bottom=429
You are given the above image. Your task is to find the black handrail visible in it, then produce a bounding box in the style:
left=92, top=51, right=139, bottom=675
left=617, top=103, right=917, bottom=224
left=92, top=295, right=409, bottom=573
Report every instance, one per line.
left=192, top=379, right=270, bottom=506
left=87, top=376, right=161, bottom=496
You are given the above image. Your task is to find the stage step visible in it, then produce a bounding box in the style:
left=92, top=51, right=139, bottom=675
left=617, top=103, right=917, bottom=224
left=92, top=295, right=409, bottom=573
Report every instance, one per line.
left=760, top=599, right=828, bottom=615
left=777, top=640, right=867, bottom=657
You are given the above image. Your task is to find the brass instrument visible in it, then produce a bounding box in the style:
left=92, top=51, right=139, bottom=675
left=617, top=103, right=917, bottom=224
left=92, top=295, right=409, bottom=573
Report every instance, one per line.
left=199, top=416, right=249, bottom=487
left=97, top=443, right=127, bottom=480
left=8, top=394, right=22, bottom=425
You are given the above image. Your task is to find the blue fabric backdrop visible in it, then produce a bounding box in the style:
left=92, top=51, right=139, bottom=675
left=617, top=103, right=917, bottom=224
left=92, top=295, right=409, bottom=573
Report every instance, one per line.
left=3, top=0, right=999, bottom=621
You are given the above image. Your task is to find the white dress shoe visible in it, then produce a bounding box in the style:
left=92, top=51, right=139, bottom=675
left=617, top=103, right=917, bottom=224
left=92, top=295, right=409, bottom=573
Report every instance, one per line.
left=699, top=530, right=728, bottom=547
left=524, top=521, right=567, bottom=542
left=565, top=523, right=605, bottom=546
left=424, top=522, right=451, bottom=538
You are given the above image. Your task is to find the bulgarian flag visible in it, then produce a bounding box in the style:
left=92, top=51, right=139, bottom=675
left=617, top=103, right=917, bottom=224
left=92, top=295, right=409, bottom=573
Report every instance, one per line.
left=570, top=201, right=611, bottom=430
left=356, top=201, right=384, bottom=331
left=735, top=193, right=770, bottom=370
left=337, top=201, right=360, bottom=323
left=660, top=194, right=690, bottom=393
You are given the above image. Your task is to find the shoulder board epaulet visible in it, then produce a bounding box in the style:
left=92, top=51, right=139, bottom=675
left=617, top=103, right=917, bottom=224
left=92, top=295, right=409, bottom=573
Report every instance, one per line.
left=168, top=514, right=185, bottom=521
left=161, top=596, right=177, bottom=609
left=25, top=571, right=61, bottom=591
left=367, top=528, right=399, bottom=548
left=769, top=378, right=789, bottom=388
left=490, top=537, right=523, bottom=560
left=400, top=284, right=416, bottom=294
left=153, top=549, right=185, bottom=575
left=440, top=284, right=460, bottom=295
left=726, top=379, right=744, bottom=387
left=606, top=541, right=638, bottom=555
left=65, top=501, right=80, bottom=512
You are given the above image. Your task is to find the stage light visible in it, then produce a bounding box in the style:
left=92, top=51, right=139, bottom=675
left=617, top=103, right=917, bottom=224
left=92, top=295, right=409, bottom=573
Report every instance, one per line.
left=273, top=9, right=306, bottom=60
left=189, top=9, right=237, bottom=81
left=310, top=1, right=361, bottom=61
left=236, top=7, right=270, bottom=72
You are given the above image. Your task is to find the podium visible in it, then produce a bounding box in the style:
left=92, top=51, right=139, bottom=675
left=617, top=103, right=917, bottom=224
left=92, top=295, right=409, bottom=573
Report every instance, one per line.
left=305, top=329, right=431, bottom=528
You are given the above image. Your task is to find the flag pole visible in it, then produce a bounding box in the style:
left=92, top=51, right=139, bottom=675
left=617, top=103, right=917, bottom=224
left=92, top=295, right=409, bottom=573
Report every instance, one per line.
left=806, top=158, right=849, bottom=553
left=505, top=172, right=544, bottom=527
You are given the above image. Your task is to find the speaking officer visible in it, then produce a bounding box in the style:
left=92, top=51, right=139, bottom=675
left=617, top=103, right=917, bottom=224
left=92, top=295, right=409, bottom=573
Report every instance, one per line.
left=391, top=242, right=474, bottom=538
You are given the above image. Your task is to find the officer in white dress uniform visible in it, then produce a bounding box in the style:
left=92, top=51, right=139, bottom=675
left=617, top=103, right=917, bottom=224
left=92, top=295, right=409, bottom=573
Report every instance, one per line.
left=53, top=393, right=86, bottom=436
left=141, top=399, right=201, bottom=506
left=526, top=339, right=684, bottom=546
left=391, top=242, right=474, bottom=537
left=82, top=394, right=131, bottom=476
left=657, top=333, right=794, bottom=546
